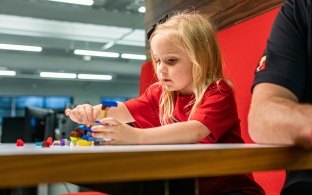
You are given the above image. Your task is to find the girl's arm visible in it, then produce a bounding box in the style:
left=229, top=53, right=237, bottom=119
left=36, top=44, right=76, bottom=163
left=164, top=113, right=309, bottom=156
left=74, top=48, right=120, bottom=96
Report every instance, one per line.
left=65, top=102, right=134, bottom=126
left=92, top=118, right=210, bottom=145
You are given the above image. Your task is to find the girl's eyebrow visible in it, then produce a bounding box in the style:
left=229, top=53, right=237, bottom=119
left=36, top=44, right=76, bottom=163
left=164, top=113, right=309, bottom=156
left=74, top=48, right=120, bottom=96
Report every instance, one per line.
left=165, top=54, right=180, bottom=59
left=152, top=54, right=159, bottom=59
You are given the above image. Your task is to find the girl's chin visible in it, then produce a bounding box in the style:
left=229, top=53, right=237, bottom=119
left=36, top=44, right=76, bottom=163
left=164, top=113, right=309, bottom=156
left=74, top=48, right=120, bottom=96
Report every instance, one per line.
left=162, top=85, right=193, bottom=95
left=163, top=85, right=176, bottom=91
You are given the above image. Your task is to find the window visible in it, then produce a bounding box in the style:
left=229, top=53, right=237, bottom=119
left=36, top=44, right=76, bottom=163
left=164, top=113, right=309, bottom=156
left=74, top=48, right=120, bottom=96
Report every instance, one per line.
left=101, top=96, right=133, bottom=103
left=45, top=97, right=72, bottom=109
left=16, top=96, right=44, bottom=108
left=0, top=96, right=73, bottom=125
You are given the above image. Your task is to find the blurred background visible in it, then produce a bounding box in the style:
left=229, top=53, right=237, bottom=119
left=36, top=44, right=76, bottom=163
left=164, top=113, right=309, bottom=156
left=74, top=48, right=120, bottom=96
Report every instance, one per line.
left=0, top=0, right=147, bottom=137
left=0, top=0, right=146, bottom=102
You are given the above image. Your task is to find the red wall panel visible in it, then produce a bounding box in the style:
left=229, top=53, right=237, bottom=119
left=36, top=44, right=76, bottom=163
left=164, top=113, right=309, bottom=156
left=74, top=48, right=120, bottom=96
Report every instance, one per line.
left=217, top=7, right=280, bottom=143
left=217, top=7, right=284, bottom=195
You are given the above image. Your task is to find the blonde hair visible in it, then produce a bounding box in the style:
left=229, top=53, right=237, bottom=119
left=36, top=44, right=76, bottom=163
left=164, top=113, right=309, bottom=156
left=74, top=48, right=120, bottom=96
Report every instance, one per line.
left=149, top=11, right=224, bottom=125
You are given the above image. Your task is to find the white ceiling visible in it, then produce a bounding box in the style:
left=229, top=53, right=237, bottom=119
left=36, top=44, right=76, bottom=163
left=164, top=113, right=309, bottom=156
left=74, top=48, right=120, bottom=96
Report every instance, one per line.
left=0, top=0, right=146, bottom=83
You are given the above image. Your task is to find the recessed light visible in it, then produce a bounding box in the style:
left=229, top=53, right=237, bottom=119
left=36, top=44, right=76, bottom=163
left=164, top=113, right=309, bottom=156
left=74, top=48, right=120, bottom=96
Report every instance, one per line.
left=74, top=49, right=119, bottom=58
left=121, top=53, right=146, bottom=60
left=47, top=0, right=94, bottom=6
left=0, top=43, right=42, bottom=52
left=0, top=70, right=16, bottom=76
left=40, top=72, right=77, bottom=79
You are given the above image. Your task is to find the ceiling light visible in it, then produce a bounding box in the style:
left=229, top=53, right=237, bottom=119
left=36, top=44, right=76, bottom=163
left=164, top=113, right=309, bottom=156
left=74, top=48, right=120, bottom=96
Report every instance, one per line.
left=0, top=70, right=16, bottom=76
left=0, top=43, right=42, bottom=52
left=138, top=6, right=146, bottom=13
left=40, top=72, right=77, bottom=79
left=47, top=0, right=94, bottom=6
left=74, top=49, right=119, bottom=58
left=78, top=74, right=112, bottom=80
left=102, top=41, right=115, bottom=50
left=83, top=55, right=92, bottom=61
left=121, top=53, right=146, bottom=60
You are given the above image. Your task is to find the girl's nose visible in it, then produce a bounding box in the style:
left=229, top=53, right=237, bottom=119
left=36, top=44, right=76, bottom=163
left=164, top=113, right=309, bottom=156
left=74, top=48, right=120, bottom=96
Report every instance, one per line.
left=158, top=62, right=167, bottom=73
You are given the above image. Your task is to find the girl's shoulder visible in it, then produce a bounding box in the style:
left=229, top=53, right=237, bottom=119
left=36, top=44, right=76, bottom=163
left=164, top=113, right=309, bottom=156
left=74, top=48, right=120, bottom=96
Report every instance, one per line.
left=142, top=82, right=163, bottom=99
left=146, top=82, right=162, bottom=93
left=206, top=79, right=234, bottom=96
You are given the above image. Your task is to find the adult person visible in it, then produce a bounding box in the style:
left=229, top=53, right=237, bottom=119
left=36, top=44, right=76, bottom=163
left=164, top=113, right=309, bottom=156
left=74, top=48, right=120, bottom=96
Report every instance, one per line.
left=248, top=0, right=312, bottom=194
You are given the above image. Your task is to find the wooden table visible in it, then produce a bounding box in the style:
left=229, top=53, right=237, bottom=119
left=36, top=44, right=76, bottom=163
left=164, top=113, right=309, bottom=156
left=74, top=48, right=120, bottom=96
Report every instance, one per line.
left=0, top=143, right=311, bottom=188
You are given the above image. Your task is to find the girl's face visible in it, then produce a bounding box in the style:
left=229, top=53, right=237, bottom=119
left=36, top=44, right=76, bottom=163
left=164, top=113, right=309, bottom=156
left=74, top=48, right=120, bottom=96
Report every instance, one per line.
left=151, top=32, right=193, bottom=95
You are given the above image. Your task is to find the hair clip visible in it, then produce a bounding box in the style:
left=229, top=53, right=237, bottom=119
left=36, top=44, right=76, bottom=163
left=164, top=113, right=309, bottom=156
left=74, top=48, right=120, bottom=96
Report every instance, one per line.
left=146, top=14, right=169, bottom=40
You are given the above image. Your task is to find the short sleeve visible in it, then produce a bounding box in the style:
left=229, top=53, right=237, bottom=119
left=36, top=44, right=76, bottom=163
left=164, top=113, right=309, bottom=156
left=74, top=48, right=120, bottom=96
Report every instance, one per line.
left=253, top=0, right=309, bottom=100
left=191, top=80, right=240, bottom=143
left=124, top=84, right=162, bottom=128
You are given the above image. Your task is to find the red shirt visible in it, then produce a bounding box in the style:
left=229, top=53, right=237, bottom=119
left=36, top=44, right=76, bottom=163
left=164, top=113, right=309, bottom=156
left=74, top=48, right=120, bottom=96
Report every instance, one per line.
left=125, top=80, right=264, bottom=194
left=125, top=80, right=243, bottom=143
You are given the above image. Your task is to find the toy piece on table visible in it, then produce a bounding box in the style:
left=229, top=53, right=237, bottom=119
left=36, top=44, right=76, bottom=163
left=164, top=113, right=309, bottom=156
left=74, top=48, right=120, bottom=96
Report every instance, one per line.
left=76, top=139, right=93, bottom=146
left=77, top=124, right=93, bottom=133
left=69, top=124, right=94, bottom=146
left=68, top=101, right=118, bottom=146
left=52, top=140, right=60, bottom=146
left=41, top=137, right=53, bottom=147
left=42, top=140, right=51, bottom=147
left=16, top=139, right=24, bottom=147
left=59, top=138, right=68, bottom=146
left=52, top=139, right=69, bottom=146
left=99, top=100, right=118, bottom=119
left=69, top=127, right=84, bottom=145
left=47, top=137, right=53, bottom=145
left=94, top=100, right=118, bottom=144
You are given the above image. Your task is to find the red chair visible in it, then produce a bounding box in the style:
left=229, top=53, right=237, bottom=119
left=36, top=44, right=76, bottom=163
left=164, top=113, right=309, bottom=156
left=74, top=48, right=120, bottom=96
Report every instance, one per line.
left=139, top=7, right=285, bottom=195
left=139, top=61, right=157, bottom=95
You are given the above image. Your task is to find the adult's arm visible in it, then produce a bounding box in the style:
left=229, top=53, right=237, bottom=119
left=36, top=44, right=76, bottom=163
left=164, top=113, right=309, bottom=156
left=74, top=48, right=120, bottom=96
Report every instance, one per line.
left=248, top=83, right=312, bottom=149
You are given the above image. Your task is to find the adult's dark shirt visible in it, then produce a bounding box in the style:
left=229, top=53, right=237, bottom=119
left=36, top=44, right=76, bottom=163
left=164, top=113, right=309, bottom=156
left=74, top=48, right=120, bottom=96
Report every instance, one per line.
left=252, top=0, right=312, bottom=194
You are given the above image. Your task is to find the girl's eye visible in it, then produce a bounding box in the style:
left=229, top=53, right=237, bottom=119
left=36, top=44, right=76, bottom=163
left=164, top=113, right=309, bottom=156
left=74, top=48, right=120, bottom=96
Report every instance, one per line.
left=167, top=58, right=178, bottom=65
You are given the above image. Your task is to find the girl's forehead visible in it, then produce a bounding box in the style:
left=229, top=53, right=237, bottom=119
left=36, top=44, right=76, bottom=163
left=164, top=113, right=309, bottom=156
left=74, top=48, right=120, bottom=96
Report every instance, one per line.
left=151, top=33, right=184, bottom=55
left=151, top=45, right=184, bottom=58
left=151, top=31, right=171, bottom=41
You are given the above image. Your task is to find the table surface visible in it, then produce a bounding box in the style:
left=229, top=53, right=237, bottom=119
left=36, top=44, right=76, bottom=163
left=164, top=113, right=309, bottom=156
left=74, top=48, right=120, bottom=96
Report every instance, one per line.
left=0, top=143, right=311, bottom=188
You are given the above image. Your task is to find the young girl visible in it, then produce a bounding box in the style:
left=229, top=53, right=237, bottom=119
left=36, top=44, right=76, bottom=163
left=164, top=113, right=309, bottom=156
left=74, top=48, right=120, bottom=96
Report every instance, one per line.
left=66, top=11, right=264, bottom=195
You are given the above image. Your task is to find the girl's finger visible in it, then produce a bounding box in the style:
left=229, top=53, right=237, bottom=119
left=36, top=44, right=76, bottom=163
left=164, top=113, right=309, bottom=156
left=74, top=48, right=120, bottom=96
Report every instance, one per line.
left=99, top=117, right=119, bottom=126
left=91, top=125, right=114, bottom=133
left=64, top=109, right=71, bottom=116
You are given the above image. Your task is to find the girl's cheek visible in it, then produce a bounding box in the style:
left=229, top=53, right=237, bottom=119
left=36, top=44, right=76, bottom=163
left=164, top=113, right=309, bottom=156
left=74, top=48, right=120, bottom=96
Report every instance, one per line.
left=155, top=69, right=161, bottom=79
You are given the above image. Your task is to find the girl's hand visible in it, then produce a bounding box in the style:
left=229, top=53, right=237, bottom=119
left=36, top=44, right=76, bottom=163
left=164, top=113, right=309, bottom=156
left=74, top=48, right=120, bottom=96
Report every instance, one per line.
left=65, top=104, right=101, bottom=127
left=91, top=117, right=140, bottom=145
